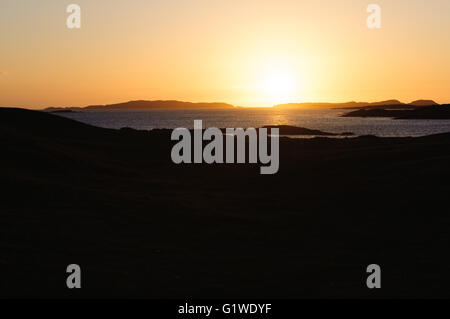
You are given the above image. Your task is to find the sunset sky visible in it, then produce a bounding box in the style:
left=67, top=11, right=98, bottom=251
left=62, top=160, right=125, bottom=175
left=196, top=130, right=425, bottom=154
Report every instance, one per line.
left=1, top=0, right=450, bottom=108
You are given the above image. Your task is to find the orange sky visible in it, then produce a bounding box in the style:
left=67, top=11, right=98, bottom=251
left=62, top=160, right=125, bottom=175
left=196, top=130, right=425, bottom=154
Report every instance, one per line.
left=1, top=0, right=450, bottom=108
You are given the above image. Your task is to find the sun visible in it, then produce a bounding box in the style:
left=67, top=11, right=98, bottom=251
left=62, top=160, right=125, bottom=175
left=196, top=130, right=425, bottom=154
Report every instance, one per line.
left=258, top=66, right=299, bottom=106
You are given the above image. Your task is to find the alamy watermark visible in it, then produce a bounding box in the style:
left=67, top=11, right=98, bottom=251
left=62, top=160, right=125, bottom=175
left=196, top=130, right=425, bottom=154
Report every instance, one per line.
left=367, top=4, right=381, bottom=29
left=66, top=264, right=81, bottom=289
left=66, top=4, right=382, bottom=30
left=366, top=264, right=381, bottom=289
left=171, top=120, right=279, bottom=175
left=66, top=4, right=81, bottom=29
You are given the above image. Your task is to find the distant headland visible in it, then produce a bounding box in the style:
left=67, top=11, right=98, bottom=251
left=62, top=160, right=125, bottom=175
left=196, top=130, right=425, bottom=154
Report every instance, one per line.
left=273, top=99, right=439, bottom=109
left=44, top=100, right=235, bottom=112
left=40, top=98, right=445, bottom=112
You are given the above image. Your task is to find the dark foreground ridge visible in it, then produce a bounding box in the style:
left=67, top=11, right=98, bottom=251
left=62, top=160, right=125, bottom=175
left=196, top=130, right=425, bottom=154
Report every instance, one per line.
left=1, top=108, right=450, bottom=298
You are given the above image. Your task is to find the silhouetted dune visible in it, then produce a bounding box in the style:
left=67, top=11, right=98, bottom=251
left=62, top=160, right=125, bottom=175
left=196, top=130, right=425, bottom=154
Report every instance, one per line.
left=0, top=107, right=108, bottom=138
left=2, top=107, right=450, bottom=298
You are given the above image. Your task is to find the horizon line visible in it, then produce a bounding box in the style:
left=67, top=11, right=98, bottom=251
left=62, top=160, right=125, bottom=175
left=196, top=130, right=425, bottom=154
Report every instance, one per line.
left=1, top=98, right=447, bottom=110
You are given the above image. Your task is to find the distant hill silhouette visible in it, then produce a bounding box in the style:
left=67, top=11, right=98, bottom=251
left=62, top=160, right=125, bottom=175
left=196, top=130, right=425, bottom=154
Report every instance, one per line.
left=409, top=99, right=438, bottom=106
left=274, top=99, right=441, bottom=109
left=274, top=100, right=404, bottom=109
left=44, top=100, right=235, bottom=111
left=40, top=98, right=442, bottom=111
left=369, top=99, right=403, bottom=106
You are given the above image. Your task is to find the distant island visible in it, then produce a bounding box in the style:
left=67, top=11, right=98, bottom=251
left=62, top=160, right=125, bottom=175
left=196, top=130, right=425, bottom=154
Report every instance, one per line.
left=44, top=100, right=235, bottom=111
left=273, top=99, right=439, bottom=109
left=269, top=99, right=450, bottom=120
left=120, top=125, right=354, bottom=137
left=342, top=104, right=450, bottom=119
left=40, top=98, right=446, bottom=112
left=262, top=125, right=354, bottom=136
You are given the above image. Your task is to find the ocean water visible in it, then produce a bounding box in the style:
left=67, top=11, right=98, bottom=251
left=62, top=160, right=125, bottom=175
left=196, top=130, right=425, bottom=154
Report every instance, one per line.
left=56, top=108, right=450, bottom=137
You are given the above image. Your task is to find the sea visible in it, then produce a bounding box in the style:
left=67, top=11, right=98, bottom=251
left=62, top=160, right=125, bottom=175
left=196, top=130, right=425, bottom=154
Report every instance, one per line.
left=56, top=108, right=450, bottom=138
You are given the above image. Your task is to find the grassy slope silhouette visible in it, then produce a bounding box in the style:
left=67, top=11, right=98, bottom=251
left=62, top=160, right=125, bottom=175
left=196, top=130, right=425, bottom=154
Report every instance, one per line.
left=1, top=108, right=450, bottom=298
